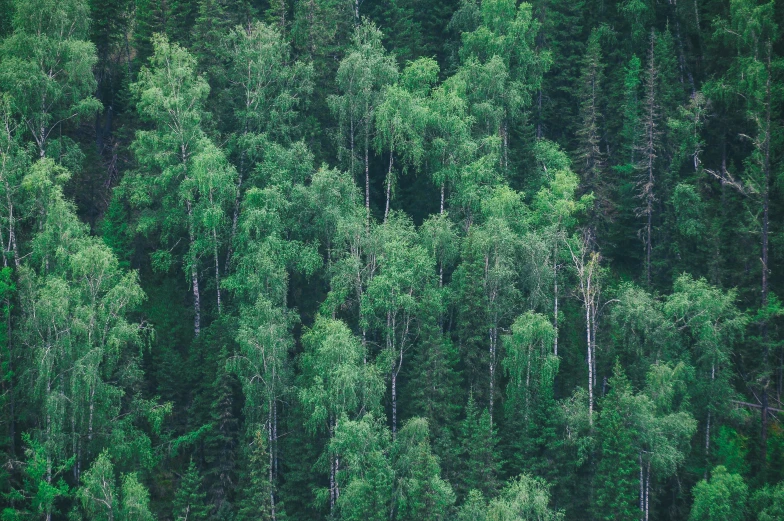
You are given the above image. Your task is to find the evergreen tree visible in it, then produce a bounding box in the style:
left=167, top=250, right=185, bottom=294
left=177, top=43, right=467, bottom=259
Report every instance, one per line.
left=456, top=393, right=500, bottom=499
left=594, top=364, right=639, bottom=521
left=173, top=459, right=208, bottom=521
left=236, top=430, right=275, bottom=521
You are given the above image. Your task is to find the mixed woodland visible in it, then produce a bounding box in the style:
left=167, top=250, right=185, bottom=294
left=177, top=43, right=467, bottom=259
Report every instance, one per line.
left=1, top=0, right=784, bottom=519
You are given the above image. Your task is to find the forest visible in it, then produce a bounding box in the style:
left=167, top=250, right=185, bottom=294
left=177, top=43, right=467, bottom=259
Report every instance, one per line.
left=0, top=0, right=783, bottom=519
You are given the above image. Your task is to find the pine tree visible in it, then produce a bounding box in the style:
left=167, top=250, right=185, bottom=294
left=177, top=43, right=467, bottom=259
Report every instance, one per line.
left=576, top=28, right=606, bottom=232
left=457, top=394, right=500, bottom=500
left=594, top=364, right=639, bottom=521
left=173, top=459, right=208, bottom=521
left=236, top=430, right=275, bottom=521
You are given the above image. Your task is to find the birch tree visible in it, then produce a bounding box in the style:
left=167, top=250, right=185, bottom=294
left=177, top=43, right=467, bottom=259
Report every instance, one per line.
left=129, top=35, right=237, bottom=336
left=361, top=213, right=434, bottom=435
left=568, top=230, right=601, bottom=425
left=329, top=20, right=398, bottom=223
left=0, top=0, right=101, bottom=158
left=18, top=159, right=148, bottom=519
left=299, top=317, right=384, bottom=513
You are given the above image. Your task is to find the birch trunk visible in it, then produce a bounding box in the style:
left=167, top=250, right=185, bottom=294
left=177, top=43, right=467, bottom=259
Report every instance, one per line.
left=213, top=227, right=221, bottom=315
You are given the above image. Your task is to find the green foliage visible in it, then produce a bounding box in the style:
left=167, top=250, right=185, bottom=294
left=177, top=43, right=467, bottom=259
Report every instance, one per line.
left=2, top=1, right=784, bottom=520
left=173, top=459, right=208, bottom=521
left=0, top=0, right=101, bottom=157
left=689, top=466, right=748, bottom=521
left=456, top=394, right=500, bottom=499
left=236, top=430, right=274, bottom=521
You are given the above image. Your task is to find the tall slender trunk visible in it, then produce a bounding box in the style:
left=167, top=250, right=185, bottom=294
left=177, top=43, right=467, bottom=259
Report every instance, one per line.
left=365, top=130, right=370, bottom=226
left=385, top=141, right=394, bottom=222
left=643, top=31, right=657, bottom=288
left=760, top=40, right=772, bottom=465
left=553, top=259, right=558, bottom=356
left=586, top=280, right=593, bottom=426
left=489, top=324, right=496, bottom=426
left=639, top=453, right=644, bottom=515
left=213, top=227, right=221, bottom=314
left=329, top=419, right=336, bottom=512
left=645, top=461, right=651, bottom=521
left=182, top=146, right=201, bottom=336
left=186, top=202, right=201, bottom=337
left=268, top=402, right=277, bottom=521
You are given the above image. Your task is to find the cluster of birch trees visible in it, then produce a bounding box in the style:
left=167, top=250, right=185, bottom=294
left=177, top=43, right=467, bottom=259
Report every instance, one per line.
left=1, top=0, right=783, bottom=520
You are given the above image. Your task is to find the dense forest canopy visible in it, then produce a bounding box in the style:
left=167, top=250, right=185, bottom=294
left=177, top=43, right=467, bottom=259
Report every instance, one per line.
left=1, top=0, right=784, bottom=519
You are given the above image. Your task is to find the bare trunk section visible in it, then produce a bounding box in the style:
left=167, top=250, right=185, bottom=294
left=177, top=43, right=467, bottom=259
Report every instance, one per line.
left=213, top=227, right=221, bottom=315
left=639, top=453, right=644, bottom=515
left=585, top=280, right=593, bottom=424
left=641, top=31, right=658, bottom=288
left=384, top=135, right=394, bottom=222
left=645, top=461, right=651, bottom=521
left=569, top=234, right=600, bottom=427
left=553, top=259, right=558, bottom=356
left=187, top=201, right=201, bottom=337
left=760, top=41, right=772, bottom=465
left=365, top=130, right=370, bottom=226
left=268, top=402, right=277, bottom=521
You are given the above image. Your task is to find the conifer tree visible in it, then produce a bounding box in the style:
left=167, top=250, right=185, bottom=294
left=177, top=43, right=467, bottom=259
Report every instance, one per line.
left=173, top=459, right=208, bottom=521
left=456, top=393, right=500, bottom=499
left=236, top=430, right=275, bottom=521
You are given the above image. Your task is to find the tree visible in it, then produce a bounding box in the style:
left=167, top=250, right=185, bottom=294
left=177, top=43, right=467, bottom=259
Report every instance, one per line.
left=391, top=417, right=455, bottom=521
left=18, top=158, right=149, bottom=495
left=361, top=214, right=434, bottom=434
left=173, top=459, right=208, bottom=521
left=568, top=229, right=602, bottom=425
left=576, top=28, right=606, bottom=226
left=456, top=393, right=500, bottom=499
left=374, top=62, right=431, bottom=221
left=485, top=474, right=563, bottom=521
left=231, top=297, right=294, bottom=517
left=426, top=78, right=475, bottom=215
left=329, top=20, right=398, bottom=223
left=712, top=0, right=781, bottom=463
left=77, top=450, right=155, bottom=521
left=0, top=0, right=101, bottom=158
left=503, top=311, right=556, bottom=428
left=530, top=139, right=590, bottom=356
left=689, top=466, right=748, bottom=521
left=329, top=414, right=393, bottom=521
left=663, top=275, right=745, bottom=465
left=457, top=474, right=563, bottom=521
left=129, top=34, right=237, bottom=336
left=299, top=316, right=384, bottom=512
left=751, top=481, right=784, bottom=521
left=638, top=30, right=660, bottom=287
left=236, top=430, right=274, bottom=521
left=223, top=21, right=313, bottom=263
left=594, top=364, right=640, bottom=521
left=457, top=0, right=550, bottom=171
left=2, top=434, right=71, bottom=521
